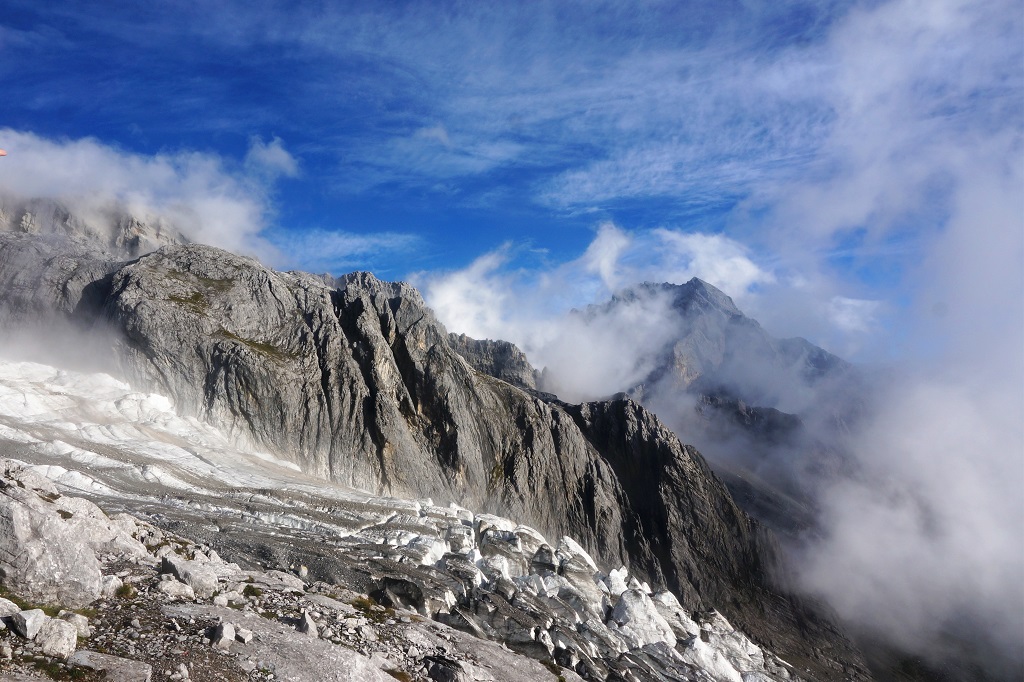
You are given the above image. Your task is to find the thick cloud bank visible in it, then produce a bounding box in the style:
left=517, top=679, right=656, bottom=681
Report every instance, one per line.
left=0, top=128, right=283, bottom=260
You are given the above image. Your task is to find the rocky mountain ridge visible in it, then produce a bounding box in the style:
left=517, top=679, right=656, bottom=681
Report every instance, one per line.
left=0, top=225, right=869, bottom=680
left=0, top=366, right=802, bottom=681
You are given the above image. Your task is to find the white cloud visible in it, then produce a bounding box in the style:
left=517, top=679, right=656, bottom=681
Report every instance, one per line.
left=419, top=223, right=791, bottom=401
left=753, top=0, right=1024, bottom=666
left=581, top=222, right=632, bottom=291
left=417, top=248, right=522, bottom=343
left=825, top=296, right=880, bottom=335
left=0, top=128, right=278, bottom=261
left=268, top=227, right=420, bottom=278
left=244, top=136, right=299, bottom=180
left=652, top=230, right=775, bottom=294
left=799, top=376, right=1024, bottom=660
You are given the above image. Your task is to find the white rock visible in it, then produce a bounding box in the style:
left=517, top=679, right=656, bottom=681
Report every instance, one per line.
left=0, top=597, right=20, bottom=617
left=0, top=480, right=103, bottom=607
left=212, top=622, right=235, bottom=650
left=605, top=567, right=629, bottom=596
left=298, top=611, right=318, bottom=637
left=10, top=609, right=48, bottom=639
left=651, top=590, right=701, bottom=639
left=37, top=617, right=78, bottom=660
left=101, top=575, right=124, bottom=598
left=69, top=650, right=154, bottom=681
left=557, top=535, right=598, bottom=572
left=161, top=555, right=219, bottom=598
left=609, top=589, right=676, bottom=648
left=58, top=610, right=91, bottom=637
left=157, top=579, right=196, bottom=601
left=699, top=611, right=767, bottom=675
left=264, top=569, right=306, bottom=590
left=680, top=634, right=744, bottom=682
left=220, top=590, right=245, bottom=604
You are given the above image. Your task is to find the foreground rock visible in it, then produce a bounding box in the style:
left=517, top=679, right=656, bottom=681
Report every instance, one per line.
left=0, top=456, right=815, bottom=681
left=68, top=651, right=154, bottom=682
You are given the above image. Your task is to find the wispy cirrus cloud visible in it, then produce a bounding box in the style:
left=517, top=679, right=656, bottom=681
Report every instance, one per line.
left=266, top=228, right=420, bottom=276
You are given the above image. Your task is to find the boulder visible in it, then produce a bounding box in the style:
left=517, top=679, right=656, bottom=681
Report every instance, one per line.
left=69, top=650, right=154, bottom=682
left=36, top=617, right=77, bottom=659
left=0, top=478, right=103, bottom=608
left=10, top=609, right=48, bottom=639
left=298, top=611, right=318, bottom=637
left=101, top=575, right=124, bottom=598
left=161, top=555, right=218, bottom=598
left=0, top=597, right=20, bottom=617
left=58, top=610, right=91, bottom=638
left=157, top=579, right=195, bottom=601
left=212, top=622, right=235, bottom=650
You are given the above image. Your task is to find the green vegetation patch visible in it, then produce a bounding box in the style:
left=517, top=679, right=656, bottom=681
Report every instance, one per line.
left=166, top=268, right=235, bottom=292
left=195, top=274, right=235, bottom=292
left=350, top=595, right=397, bottom=623
left=167, top=291, right=208, bottom=314
left=34, top=658, right=90, bottom=680
left=218, top=329, right=295, bottom=362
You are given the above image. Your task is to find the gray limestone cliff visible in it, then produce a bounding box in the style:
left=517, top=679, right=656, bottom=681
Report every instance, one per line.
left=0, top=231, right=869, bottom=680
left=447, top=333, right=538, bottom=390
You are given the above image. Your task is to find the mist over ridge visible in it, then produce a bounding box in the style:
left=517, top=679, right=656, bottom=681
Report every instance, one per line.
left=417, top=220, right=1023, bottom=676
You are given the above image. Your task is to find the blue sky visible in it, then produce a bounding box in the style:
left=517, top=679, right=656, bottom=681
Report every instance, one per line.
left=0, top=0, right=1021, bottom=359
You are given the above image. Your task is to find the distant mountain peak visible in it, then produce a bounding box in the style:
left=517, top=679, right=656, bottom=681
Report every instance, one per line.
left=607, top=278, right=743, bottom=317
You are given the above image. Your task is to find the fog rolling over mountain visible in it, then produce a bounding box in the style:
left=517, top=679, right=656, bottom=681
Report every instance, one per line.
left=558, top=280, right=861, bottom=520
left=0, top=209, right=873, bottom=681
left=439, top=273, right=1022, bottom=680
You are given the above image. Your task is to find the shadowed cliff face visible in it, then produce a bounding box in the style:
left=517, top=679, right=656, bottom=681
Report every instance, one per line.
left=0, top=234, right=870, bottom=680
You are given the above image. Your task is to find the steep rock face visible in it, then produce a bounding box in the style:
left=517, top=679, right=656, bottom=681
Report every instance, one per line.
left=0, top=237, right=868, bottom=679
left=0, top=232, right=121, bottom=326
left=565, top=399, right=771, bottom=611
left=448, top=332, right=538, bottom=390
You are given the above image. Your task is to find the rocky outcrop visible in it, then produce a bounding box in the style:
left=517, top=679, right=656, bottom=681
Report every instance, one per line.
left=0, top=460, right=147, bottom=608
left=0, top=233, right=869, bottom=679
left=0, top=453, right=804, bottom=681
left=448, top=332, right=538, bottom=390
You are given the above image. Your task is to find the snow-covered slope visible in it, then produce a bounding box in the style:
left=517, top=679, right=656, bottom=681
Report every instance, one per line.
left=0, top=355, right=803, bottom=681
